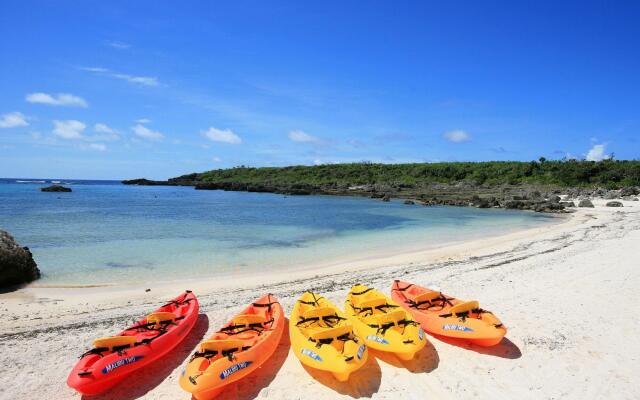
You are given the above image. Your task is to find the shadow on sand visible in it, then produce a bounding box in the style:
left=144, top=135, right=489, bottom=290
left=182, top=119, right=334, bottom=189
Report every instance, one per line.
left=432, top=335, right=522, bottom=359
left=217, top=318, right=292, bottom=400
left=369, top=339, right=439, bottom=373
left=82, top=313, right=209, bottom=400
left=0, top=283, right=27, bottom=294
left=301, top=351, right=382, bottom=398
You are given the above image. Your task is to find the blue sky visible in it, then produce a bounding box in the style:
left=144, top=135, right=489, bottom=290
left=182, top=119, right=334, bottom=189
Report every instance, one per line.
left=0, top=1, right=638, bottom=180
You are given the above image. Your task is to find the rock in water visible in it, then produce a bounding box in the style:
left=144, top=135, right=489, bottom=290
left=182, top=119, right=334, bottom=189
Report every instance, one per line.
left=403, top=200, right=415, bottom=205
left=578, top=199, right=595, bottom=208
left=0, top=230, right=40, bottom=287
left=41, top=185, right=72, bottom=192
left=606, top=201, right=623, bottom=207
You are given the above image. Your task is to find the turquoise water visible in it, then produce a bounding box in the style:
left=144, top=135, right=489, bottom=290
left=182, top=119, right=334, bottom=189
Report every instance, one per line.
left=0, top=179, right=557, bottom=285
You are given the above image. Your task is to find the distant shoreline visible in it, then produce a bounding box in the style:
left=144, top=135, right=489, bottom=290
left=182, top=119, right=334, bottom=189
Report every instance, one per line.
left=121, top=160, right=640, bottom=214
left=121, top=177, right=583, bottom=214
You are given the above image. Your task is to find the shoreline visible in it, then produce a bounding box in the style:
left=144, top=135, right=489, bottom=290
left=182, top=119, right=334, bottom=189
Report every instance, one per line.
left=1, top=198, right=638, bottom=399
left=28, top=208, right=566, bottom=290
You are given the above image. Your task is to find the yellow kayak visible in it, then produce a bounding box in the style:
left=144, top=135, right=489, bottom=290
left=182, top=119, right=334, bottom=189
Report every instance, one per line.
left=290, top=292, right=368, bottom=381
left=345, top=284, right=426, bottom=360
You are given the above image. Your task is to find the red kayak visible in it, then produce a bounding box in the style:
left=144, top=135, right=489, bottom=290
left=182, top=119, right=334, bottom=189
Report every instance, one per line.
left=67, top=290, right=199, bottom=395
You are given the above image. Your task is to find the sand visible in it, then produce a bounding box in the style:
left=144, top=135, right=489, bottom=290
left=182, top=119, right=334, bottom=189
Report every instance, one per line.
left=1, top=199, right=638, bottom=400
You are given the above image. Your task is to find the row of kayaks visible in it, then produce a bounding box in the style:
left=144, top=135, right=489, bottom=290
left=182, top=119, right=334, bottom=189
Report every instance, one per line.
left=67, top=280, right=506, bottom=398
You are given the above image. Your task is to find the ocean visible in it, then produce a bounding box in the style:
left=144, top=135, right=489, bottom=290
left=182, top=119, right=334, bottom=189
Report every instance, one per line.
left=0, top=179, right=558, bottom=285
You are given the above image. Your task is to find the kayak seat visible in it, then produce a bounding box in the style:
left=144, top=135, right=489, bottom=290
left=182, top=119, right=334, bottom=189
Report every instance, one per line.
left=371, top=310, right=405, bottom=326
left=310, top=325, right=353, bottom=341
left=449, top=300, right=480, bottom=316
left=147, top=312, right=176, bottom=329
left=355, top=297, right=387, bottom=310
left=232, top=314, right=268, bottom=327
left=412, top=291, right=441, bottom=304
left=302, top=307, right=339, bottom=321
left=200, top=339, right=246, bottom=353
left=93, top=335, right=137, bottom=351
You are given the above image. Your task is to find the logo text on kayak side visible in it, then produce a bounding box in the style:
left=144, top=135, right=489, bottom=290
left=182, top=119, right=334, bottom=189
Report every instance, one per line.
left=442, top=324, right=474, bottom=332
left=102, top=356, right=144, bottom=374
left=366, top=335, right=389, bottom=344
left=220, top=361, right=253, bottom=380
left=301, top=349, right=322, bottom=362
left=418, top=328, right=425, bottom=340
left=357, top=344, right=366, bottom=360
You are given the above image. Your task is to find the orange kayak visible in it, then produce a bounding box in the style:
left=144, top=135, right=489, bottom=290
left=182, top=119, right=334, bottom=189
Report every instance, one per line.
left=180, top=294, right=284, bottom=399
left=391, top=280, right=506, bottom=346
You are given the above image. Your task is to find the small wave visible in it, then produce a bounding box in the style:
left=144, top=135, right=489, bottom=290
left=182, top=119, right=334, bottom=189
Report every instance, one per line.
left=16, top=180, right=46, bottom=183
left=105, top=261, right=155, bottom=270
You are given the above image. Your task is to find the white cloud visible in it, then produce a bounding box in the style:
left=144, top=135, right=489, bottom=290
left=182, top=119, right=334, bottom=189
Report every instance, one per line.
left=202, top=127, right=242, bottom=144
left=585, top=143, right=610, bottom=161
left=444, top=130, right=471, bottom=143
left=0, top=112, right=29, bottom=128
left=289, top=129, right=320, bottom=143
left=86, top=143, right=107, bottom=151
left=26, top=92, right=88, bottom=107
left=53, top=120, right=86, bottom=139
left=212, top=156, right=222, bottom=162
left=81, top=67, right=159, bottom=87
left=106, top=41, right=131, bottom=50
left=131, top=124, right=164, bottom=140
left=82, top=67, right=109, bottom=73
left=92, top=123, right=120, bottom=141
left=136, top=118, right=151, bottom=124
left=113, top=73, right=159, bottom=86
left=94, top=123, right=116, bottom=134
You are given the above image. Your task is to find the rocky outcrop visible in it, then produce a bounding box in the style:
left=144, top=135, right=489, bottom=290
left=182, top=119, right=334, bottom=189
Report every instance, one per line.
left=122, top=177, right=197, bottom=186
left=382, top=195, right=391, bottom=202
left=195, top=182, right=313, bottom=195
left=560, top=201, right=576, bottom=207
left=606, top=201, right=623, bottom=207
left=578, top=199, right=595, bottom=208
left=603, top=191, right=621, bottom=200
left=41, top=185, right=71, bottom=192
left=0, top=230, right=40, bottom=287
left=620, top=187, right=640, bottom=197
left=122, top=178, right=168, bottom=185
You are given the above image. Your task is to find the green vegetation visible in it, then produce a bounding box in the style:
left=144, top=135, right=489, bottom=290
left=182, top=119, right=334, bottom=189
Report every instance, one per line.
left=186, top=159, right=640, bottom=188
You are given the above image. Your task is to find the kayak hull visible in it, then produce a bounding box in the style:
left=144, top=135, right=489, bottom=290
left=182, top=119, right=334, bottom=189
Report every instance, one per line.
left=290, top=292, right=368, bottom=381
left=180, top=294, right=284, bottom=400
left=67, top=291, right=199, bottom=395
left=346, top=284, right=427, bottom=359
left=391, top=280, right=506, bottom=346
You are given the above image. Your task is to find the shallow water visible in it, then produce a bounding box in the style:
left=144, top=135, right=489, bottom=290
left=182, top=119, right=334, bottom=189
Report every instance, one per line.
left=0, top=179, right=557, bottom=284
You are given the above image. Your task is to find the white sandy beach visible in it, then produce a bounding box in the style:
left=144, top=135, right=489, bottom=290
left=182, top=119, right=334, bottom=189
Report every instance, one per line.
left=1, top=199, right=638, bottom=400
